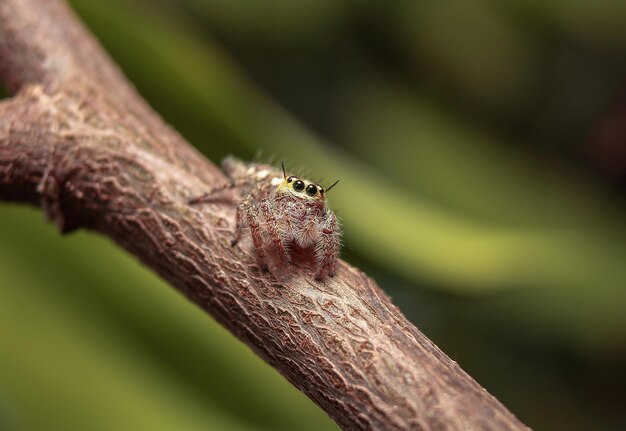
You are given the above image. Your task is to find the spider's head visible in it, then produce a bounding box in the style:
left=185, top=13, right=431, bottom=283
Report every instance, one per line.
left=277, top=176, right=325, bottom=201
left=275, top=162, right=338, bottom=203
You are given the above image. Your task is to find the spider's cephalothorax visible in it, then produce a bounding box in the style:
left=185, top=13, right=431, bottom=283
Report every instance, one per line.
left=189, top=159, right=341, bottom=280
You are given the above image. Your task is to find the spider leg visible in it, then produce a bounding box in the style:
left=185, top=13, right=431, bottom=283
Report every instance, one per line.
left=260, top=199, right=290, bottom=263
left=244, top=203, right=268, bottom=271
left=314, top=211, right=340, bottom=280
left=188, top=183, right=231, bottom=205
left=231, top=203, right=244, bottom=246
left=291, top=206, right=317, bottom=248
left=188, top=178, right=254, bottom=205
left=188, top=193, right=213, bottom=205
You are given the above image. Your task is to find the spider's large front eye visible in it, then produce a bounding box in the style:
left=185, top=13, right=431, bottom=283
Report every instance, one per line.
left=293, top=180, right=305, bottom=192
left=306, top=184, right=318, bottom=196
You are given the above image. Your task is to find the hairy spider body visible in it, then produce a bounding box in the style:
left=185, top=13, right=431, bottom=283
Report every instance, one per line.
left=190, top=158, right=341, bottom=280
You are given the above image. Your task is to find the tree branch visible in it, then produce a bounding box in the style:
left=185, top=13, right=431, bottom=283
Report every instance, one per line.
left=0, top=1, right=529, bottom=430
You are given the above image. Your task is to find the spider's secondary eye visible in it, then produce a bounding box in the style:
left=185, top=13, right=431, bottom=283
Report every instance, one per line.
left=293, top=180, right=305, bottom=192
left=306, top=184, right=318, bottom=196
left=287, top=177, right=293, bottom=183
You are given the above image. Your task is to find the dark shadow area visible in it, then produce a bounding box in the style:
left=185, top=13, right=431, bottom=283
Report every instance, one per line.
left=0, top=83, right=9, bottom=99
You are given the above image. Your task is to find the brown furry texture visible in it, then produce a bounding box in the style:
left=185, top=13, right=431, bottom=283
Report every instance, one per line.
left=190, top=159, right=341, bottom=280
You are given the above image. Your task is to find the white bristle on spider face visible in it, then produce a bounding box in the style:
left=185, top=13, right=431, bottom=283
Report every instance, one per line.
left=189, top=158, right=341, bottom=280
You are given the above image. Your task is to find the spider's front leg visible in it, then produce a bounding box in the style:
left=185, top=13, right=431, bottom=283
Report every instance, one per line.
left=188, top=178, right=254, bottom=205
left=188, top=182, right=233, bottom=205
left=314, top=211, right=340, bottom=280
left=231, top=203, right=245, bottom=247
left=240, top=201, right=268, bottom=271
left=260, top=199, right=291, bottom=264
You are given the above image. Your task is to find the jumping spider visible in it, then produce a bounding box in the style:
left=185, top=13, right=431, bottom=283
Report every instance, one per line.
left=189, top=158, right=341, bottom=280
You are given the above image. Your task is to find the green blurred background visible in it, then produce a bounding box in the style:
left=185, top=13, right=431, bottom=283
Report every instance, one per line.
left=1, top=0, right=625, bottom=429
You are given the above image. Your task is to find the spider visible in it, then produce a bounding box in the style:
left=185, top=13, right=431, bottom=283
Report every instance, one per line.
left=189, top=158, right=341, bottom=280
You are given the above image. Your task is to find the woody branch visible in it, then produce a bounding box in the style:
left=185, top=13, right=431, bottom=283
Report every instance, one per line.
left=0, top=1, right=529, bottom=430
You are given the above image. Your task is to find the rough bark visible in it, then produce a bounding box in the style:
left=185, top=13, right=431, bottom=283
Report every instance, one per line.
left=0, top=1, right=530, bottom=430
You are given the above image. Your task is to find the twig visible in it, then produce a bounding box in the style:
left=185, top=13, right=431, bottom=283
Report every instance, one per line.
left=0, top=1, right=529, bottom=429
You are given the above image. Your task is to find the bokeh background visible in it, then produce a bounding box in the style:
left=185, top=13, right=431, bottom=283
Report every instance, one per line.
left=1, top=0, right=625, bottom=430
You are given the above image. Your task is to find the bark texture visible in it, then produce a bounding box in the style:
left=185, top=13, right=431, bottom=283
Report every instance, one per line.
left=0, top=1, right=530, bottom=430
